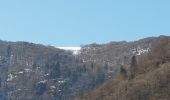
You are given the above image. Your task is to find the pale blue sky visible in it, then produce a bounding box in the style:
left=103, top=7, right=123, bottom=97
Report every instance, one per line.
left=0, top=0, right=170, bottom=46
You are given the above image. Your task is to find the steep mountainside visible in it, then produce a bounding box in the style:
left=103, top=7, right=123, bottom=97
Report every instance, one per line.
left=76, top=36, right=170, bottom=100
left=0, top=36, right=167, bottom=100
left=79, top=37, right=156, bottom=77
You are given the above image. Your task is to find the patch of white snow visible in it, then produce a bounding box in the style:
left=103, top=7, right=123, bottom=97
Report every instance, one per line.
left=131, top=47, right=150, bottom=56
left=24, top=68, right=32, bottom=72
left=38, top=80, right=47, bottom=84
left=58, top=80, right=65, bottom=84
left=57, top=47, right=81, bottom=55
left=18, top=71, right=24, bottom=74
left=7, top=74, right=17, bottom=81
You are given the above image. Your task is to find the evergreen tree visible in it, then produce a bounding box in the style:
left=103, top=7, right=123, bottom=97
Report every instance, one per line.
left=120, top=65, right=127, bottom=79
left=104, top=63, right=108, bottom=71
left=95, top=67, right=105, bottom=84
left=82, top=64, right=87, bottom=72
left=129, top=56, right=137, bottom=80
left=51, top=62, right=61, bottom=79
left=91, top=62, right=94, bottom=70
left=7, top=45, right=12, bottom=57
left=0, top=78, right=1, bottom=88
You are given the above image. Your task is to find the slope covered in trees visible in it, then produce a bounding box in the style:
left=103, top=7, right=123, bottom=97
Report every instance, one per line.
left=0, top=36, right=168, bottom=100
left=76, top=36, right=170, bottom=100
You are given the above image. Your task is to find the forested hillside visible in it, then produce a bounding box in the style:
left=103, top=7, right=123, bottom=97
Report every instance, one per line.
left=76, top=36, right=170, bottom=100
left=0, top=36, right=168, bottom=100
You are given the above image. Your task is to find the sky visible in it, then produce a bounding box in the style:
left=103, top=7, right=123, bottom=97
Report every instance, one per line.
left=0, top=0, right=170, bottom=46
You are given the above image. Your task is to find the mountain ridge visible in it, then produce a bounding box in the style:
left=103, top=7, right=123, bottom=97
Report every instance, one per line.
left=0, top=35, right=169, bottom=100
left=75, top=35, right=170, bottom=100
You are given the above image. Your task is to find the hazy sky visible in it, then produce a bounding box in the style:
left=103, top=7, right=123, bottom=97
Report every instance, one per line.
left=0, top=0, right=170, bottom=46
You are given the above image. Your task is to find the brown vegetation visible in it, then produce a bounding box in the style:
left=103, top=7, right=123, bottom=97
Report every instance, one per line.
left=76, top=36, right=170, bottom=100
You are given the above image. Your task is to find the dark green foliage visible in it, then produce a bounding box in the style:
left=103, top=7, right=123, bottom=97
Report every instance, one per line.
left=120, top=65, right=127, bottom=79
left=82, top=64, right=87, bottom=72
left=0, top=78, right=1, bottom=88
left=7, top=45, right=12, bottom=57
left=63, top=66, right=71, bottom=78
left=95, top=67, right=105, bottom=84
left=50, top=62, right=61, bottom=79
left=91, top=62, right=94, bottom=70
left=129, top=56, right=137, bottom=80
left=104, top=63, right=108, bottom=71
left=36, top=82, right=47, bottom=95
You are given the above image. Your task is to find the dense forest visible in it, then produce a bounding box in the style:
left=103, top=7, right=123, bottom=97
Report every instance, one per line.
left=0, top=36, right=169, bottom=100
left=76, top=36, right=170, bottom=100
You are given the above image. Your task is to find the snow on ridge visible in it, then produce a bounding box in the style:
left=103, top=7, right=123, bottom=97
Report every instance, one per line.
left=57, top=47, right=81, bottom=51
left=57, top=47, right=81, bottom=55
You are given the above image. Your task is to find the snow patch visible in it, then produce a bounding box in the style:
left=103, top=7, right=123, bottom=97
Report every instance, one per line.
left=131, top=47, right=150, bottom=56
left=38, top=80, right=47, bottom=84
left=18, top=71, right=24, bottom=74
left=50, top=86, right=56, bottom=89
left=24, top=68, right=32, bottom=72
left=57, top=47, right=81, bottom=55
left=58, top=80, right=65, bottom=84
left=44, top=73, right=49, bottom=76
left=7, top=74, right=17, bottom=81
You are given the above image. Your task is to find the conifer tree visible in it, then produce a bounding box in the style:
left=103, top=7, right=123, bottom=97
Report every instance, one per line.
left=129, top=56, right=137, bottom=80
left=120, top=65, right=127, bottom=79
